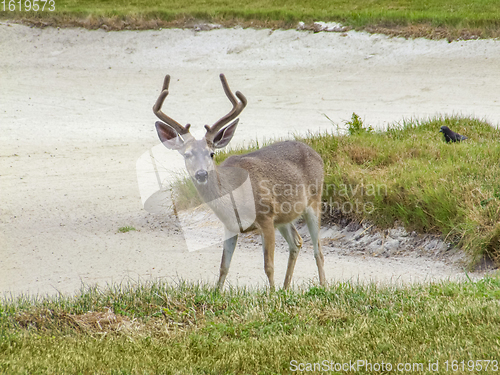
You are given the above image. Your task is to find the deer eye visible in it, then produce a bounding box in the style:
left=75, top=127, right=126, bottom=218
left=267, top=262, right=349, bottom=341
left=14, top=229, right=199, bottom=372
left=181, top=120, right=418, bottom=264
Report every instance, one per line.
left=184, top=152, right=193, bottom=159
left=210, top=152, right=215, bottom=159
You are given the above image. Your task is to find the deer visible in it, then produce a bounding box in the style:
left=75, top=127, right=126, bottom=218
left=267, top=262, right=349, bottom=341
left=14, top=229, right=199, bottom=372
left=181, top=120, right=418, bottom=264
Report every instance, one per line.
left=153, top=73, right=326, bottom=290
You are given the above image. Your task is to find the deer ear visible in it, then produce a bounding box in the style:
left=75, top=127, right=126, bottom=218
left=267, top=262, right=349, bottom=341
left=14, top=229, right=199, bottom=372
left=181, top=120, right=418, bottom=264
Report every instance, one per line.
left=212, top=119, right=239, bottom=149
left=155, top=121, right=184, bottom=150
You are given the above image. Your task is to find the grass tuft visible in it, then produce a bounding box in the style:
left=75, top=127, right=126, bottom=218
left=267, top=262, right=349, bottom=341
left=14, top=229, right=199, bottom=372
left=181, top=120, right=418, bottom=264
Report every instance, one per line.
left=118, top=226, right=136, bottom=233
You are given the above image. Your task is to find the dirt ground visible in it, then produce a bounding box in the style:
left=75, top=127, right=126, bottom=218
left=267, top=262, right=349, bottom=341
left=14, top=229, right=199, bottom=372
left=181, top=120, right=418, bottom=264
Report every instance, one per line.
left=1, top=22, right=499, bottom=297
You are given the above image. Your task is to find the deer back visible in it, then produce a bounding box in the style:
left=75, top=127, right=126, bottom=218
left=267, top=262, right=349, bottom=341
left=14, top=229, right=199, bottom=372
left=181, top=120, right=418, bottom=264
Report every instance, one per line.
left=221, top=140, right=324, bottom=226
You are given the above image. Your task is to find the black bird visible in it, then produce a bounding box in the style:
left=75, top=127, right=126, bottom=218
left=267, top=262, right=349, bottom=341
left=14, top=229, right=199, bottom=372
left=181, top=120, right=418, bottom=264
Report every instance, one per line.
left=439, top=126, right=468, bottom=143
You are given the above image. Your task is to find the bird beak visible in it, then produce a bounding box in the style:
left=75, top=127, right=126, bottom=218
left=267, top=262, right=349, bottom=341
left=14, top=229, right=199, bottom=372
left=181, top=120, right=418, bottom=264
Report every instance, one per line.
left=439, top=129, right=443, bottom=133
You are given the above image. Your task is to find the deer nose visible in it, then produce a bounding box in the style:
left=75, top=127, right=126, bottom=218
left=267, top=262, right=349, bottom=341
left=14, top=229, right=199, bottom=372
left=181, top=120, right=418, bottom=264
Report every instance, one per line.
left=194, top=170, right=208, bottom=183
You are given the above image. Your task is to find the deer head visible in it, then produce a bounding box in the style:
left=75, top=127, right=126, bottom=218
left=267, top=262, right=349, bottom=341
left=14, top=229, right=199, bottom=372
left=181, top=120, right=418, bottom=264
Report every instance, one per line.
left=153, top=74, right=247, bottom=185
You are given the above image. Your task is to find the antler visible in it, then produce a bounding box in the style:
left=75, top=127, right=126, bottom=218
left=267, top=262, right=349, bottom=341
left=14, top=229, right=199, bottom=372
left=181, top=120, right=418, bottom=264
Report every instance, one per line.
left=153, top=75, right=191, bottom=135
left=204, top=74, right=247, bottom=140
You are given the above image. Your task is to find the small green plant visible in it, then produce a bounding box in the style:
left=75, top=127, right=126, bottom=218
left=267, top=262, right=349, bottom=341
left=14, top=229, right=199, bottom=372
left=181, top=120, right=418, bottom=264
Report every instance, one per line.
left=118, top=226, right=136, bottom=233
left=481, top=190, right=500, bottom=207
left=344, top=112, right=373, bottom=135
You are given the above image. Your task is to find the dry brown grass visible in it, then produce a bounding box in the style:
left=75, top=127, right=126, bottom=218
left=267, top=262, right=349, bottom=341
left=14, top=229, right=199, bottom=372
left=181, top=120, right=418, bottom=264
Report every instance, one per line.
left=7, top=15, right=298, bottom=31
left=364, top=23, right=496, bottom=41
left=344, top=144, right=378, bottom=165
left=15, top=308, right=138, bottom=334
left=14, top=306, right=209, bottom=339
left=485, top=224, right=500, bottom=265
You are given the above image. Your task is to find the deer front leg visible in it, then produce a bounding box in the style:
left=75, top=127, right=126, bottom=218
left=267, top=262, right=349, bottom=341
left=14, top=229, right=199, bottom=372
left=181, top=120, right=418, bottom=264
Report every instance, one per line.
left=260, top=221, right=276, bottom=290
left=217, top=229, right=239, bottom=290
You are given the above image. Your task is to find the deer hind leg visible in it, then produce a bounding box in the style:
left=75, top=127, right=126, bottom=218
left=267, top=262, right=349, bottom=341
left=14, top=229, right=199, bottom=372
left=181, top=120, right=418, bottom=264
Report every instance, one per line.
left=260, top=220, right=276, bottom=290
left=217, top=228, right=239, bottom=290
left=303, top=205, right=326, bottom=286
left=278, top=223, right=303, bottom=289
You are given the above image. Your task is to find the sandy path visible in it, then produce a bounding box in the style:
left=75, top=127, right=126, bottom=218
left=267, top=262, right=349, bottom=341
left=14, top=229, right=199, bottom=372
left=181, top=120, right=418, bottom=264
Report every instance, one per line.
left=1, top=23, right=499, bottom=296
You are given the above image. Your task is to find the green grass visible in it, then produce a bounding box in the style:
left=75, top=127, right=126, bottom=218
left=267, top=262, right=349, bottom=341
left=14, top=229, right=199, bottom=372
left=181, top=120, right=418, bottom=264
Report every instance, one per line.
left=1, top=278, right=499, bottom=374
left=1, top=0, right=500, bottom=38
left=213, top=116, right=500, bottom=267
left=118, top=226, right=136, bottom=233
left=318, top=115, right=500, bottom=266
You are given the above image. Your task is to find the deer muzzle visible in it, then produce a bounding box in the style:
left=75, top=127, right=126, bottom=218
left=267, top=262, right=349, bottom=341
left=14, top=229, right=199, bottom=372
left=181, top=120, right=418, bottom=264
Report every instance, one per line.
left=194, top=169, right=209, bottom=184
